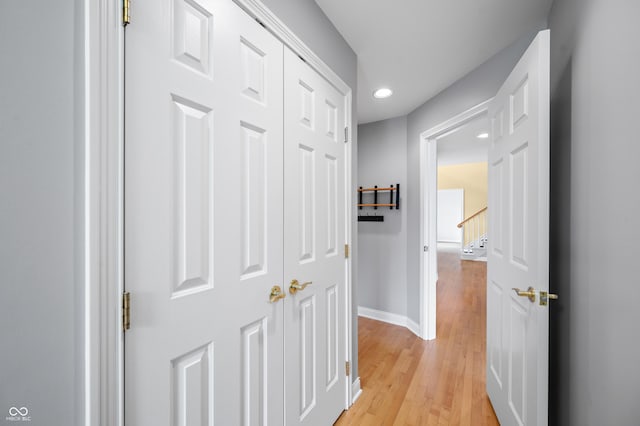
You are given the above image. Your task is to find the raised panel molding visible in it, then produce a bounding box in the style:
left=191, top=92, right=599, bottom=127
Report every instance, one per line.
left=325, top=285, right=339, bottom=390
left=299, top=80, right=315, bottom=129
left=171, top=95, right=214, bottom=298
left=489, top=281, right=503, bottom=388
left=325, top=100, right=337, bottom=142
left=241, top=318, right=268, bottom=426
left=510, top=143, right=529, bottom=270
left=508, top=301, right=527, bottom=425
left=173, top=0, right=213, bottom=76
left=492, top=108, right=505, bottom=145
left=299, top=296, right=317, bottom=420
left=491, top=158, right=504, bottom=257
left=240, top=38, right=266, bottom=104
left=510, top=76, right=529, bottom=132
left=240, top=122, right=268, bottom=279
left=325, top=155, right=338, bottom=256
left=171, top=343, right=214, bottom=426
left=299, top=145, right=315, bottom=263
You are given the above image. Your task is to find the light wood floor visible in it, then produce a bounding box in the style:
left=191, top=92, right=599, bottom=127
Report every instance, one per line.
left=335, top=252, right=499, bottom=426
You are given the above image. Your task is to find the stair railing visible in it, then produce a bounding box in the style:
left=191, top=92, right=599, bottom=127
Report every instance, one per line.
left=457, top=207, right=487, bottom=253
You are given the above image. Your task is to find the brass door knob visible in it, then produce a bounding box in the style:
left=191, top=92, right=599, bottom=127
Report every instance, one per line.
left=512, top=286, right=536, bottom=303
left=289, top=279, right=312, bottom=295
left=270, top=286, right=286, bottom=303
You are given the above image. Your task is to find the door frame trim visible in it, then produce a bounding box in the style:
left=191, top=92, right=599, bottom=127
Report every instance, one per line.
left=85, top=0, right=124, bottom=424
left=88, top=0, right=354, bottom=424
left=418, top=98, right=492, bottom=340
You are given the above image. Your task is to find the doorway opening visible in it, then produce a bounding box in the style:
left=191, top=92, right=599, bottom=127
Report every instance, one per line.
left=419, top=99, right=491, bottom=340
left=436, top=114, right=490, bottom=261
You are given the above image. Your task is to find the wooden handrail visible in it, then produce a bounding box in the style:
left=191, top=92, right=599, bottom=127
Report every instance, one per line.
left=457, top=207, right=487, bottom=228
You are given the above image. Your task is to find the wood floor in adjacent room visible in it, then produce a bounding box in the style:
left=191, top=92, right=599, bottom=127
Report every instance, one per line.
left=335, top=251, right=499, bottom=426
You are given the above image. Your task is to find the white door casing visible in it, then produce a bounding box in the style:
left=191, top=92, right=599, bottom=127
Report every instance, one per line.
left=486, top=30, right=550, bottom=426
left=283, top=47, right=347, bottom=426
left=422, top=138, right=438, bottom=339
left=125, top=0, right=285, bottom=424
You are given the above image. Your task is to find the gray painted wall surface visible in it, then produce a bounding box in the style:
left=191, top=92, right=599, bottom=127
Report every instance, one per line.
left=0, top=1, right=84, bottom=425
left=405, top=24, right=545, bottom=324
left=548, top=0, right=640, bottom=424
left=357, top=117, right=407, bottom=316
left=259, top=0, right=360, bottom=383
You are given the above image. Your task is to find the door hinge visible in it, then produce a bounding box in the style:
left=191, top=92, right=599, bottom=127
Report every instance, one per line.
left=344, top=127, right=349, bottom=144
left=344, top=244, right=349, bottom=259
left=345, top=361, right=350, bottom=376
left=123, top=0, right=131, bottom=26
left=122, top=292, right=131, bottom=332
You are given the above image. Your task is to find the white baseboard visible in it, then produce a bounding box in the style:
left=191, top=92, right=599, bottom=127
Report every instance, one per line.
left=351, top=377, right=362, bottom=404
left=358, top=306, right=422, bottom=339
left=407, top=318, right=421, bottom=337
left=358, top=306, right=407, bottom=327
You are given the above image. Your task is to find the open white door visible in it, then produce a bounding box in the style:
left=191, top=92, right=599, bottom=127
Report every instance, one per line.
left=486, top=30, right=550, bottom=426
left=283, top=47, right=347, bottom=425
left=125, top=0, right=285, bottom=424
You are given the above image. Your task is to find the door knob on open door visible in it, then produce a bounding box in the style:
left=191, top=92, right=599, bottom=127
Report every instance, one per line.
left=289, top=279, right=312, bottom=295
left=539, top=291, right=558, bottom=306
left=270, top=286, right=286, bottom=303
left=512, top=286, right=536, bottom=303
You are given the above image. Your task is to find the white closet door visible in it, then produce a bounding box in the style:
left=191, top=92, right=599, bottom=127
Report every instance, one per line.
left=124, top=0, right=284, bottom=424
left=283, top=47, right=347, bottom=426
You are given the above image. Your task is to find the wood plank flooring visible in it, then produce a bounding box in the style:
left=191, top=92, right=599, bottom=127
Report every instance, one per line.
left=335, top=252, right=499, bottom=425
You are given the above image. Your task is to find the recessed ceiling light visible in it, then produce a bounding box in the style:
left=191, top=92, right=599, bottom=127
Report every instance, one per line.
left=477, top=132, right=489, bottom=139
left=373, top=88, right=393, bottom=99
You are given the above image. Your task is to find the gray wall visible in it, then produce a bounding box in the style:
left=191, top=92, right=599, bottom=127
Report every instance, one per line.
left=260, top=0, right=360, bottom=384
left=405, top=23, right=545, bottom=324
left=357, top=117, right=407, bottom=316
left=548, top=0, right=640, bottom=424
left=0, top=1, right=84, bottom=425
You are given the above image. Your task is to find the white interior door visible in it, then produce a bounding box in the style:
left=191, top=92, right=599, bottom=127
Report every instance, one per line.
left=283, top=47, right=347, bottom=426
left=437, top=189, right=464, bottom=243
left=124, top=0, right=285, bottom=424
left=486, top=30, right=550, bottom=426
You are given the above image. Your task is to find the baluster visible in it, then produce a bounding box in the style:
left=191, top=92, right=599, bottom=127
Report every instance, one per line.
left=483, top=211, right=486, bottom=246
left=463, top=223, right=466, bottom=252
left=475, top=215, right=478, bottom=247
left=464, top=223, right=468, bottom=251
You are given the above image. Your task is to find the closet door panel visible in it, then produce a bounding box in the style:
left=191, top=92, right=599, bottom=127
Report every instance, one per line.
left=125, top=1, right=284, bottom=424
left=283, top=47, right=347, bottom=426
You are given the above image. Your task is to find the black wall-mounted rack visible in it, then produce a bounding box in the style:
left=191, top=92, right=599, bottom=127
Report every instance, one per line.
left=357, top=184, right=400, bottom=210
left=357, top=184, right=399, bottom=222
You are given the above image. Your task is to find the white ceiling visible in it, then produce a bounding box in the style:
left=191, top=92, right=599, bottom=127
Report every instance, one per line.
left=314, top=0, right=553, bottom=124
left=437, top=114, right=489, bottom=166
